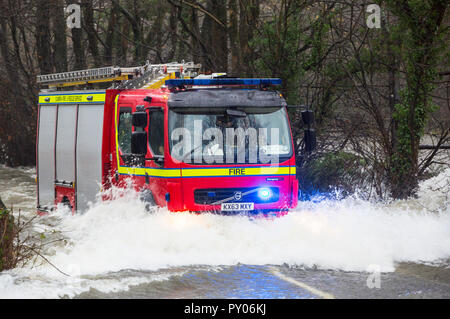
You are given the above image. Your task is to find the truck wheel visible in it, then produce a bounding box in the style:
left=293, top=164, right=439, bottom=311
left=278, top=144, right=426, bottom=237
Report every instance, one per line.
left=140, top=190, right=156, bottom=212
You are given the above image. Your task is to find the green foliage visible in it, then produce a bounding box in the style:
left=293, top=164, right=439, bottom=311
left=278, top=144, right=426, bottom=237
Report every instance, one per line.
left=249, top=3, right=333, bottom=104
left=381, top=0, right=448, bottom=198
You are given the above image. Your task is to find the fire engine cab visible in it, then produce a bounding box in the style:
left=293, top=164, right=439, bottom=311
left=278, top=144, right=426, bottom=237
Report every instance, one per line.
left=36, top=62, right=315, bottom=215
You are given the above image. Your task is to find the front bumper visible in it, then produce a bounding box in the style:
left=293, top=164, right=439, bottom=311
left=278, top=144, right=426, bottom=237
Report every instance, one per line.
left=168, top=175, right=298, bottom=213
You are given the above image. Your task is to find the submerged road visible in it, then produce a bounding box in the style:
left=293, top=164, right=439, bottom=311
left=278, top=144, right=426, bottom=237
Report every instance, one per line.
left=72, top=263, right=450, bottom=299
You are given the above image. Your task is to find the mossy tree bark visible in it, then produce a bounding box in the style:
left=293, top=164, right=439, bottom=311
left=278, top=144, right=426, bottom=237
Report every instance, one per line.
left=0, top=196, right=15, bottom=272
left=382, top=0, right=448, bottom=199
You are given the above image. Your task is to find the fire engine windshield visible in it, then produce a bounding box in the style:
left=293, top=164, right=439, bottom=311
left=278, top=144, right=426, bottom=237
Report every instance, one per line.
left=168, top=106, right=292, bottom=165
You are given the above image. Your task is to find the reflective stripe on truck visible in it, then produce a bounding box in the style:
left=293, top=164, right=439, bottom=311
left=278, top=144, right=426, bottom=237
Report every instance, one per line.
left=38, top=92, right=106, bottom=104
left=117, top=165, right=296, bottom=178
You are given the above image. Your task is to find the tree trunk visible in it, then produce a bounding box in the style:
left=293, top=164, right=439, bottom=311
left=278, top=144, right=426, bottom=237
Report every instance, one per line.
left=387, top=0, right=447, bottom=199
left=35, top=0, right=52, bottom=74
left=112, top=0, right=143, bottom=64
left=190, top=7, right=200, bottom=62
left=51, top=0, right=68, bottom=72
left=167, top=5, right=178, bottom=61
left=145, top=0, right=166, bottom=63
left=119, top=18, right=130, bottom=65
left=228, top=0, right=239, bottom=75
left=200, top=0, right=227, bottom=72
left=82, top=0, right=102, bottom=67
left=239, top=0, right=259, bottom=76
left=0, top=196, right=14, bottom=272
left=103, top=2, right=118, bottom=65
left=71, top=26, right=85, bottom=70
left=0, top=16, right=36, bottom=167
left=0, top=211, right=14, bottom=272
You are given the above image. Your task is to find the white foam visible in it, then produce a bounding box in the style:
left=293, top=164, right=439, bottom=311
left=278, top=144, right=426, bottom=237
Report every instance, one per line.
left=0, top=168, right=449, bottom=298
left=0, top=268, right=184, bottom=299
left=45, top=174, right=450, bottom=274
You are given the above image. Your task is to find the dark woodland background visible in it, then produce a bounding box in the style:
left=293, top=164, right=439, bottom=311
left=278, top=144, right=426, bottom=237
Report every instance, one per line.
left=0, top=0, right=448, bottom=199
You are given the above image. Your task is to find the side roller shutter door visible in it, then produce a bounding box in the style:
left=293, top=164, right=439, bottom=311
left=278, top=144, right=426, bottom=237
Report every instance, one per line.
left=37, top=105, right=57, bottom=208
left=76, top=104, right=104, bottom=212
left=55, top=105, right=77, bottom=183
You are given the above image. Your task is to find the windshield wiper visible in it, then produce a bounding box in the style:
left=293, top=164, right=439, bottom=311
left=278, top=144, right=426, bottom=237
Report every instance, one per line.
left=182, top=142, right=218, bottom=162
left=182, top=144, right=203, bottom=162
left=226, top=109, right=247, bottom=117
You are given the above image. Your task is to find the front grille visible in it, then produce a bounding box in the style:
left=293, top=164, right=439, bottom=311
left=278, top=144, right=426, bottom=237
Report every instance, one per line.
left=194, top=187, right=279, bottom=205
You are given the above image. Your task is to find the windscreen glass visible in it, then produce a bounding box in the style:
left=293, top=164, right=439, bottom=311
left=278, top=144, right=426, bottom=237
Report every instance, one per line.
left=168, top=107, right=292, bottom=165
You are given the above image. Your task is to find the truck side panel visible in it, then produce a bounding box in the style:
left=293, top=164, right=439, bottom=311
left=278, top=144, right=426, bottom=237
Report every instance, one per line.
left=37, top=90, right=107, bottom=213
left=76, top=104, right=104, bottom=211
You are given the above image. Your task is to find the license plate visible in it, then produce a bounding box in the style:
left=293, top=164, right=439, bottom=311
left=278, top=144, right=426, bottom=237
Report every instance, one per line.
left=221, top=202, right=254, bottom=211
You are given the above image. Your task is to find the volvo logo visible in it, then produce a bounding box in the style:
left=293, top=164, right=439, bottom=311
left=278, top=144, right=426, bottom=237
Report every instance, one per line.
left=234, top=191, right=243, bottom=201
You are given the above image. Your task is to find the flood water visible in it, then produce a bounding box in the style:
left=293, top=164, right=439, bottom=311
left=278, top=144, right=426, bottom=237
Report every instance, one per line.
left=0, top=165, right=449, bottom=299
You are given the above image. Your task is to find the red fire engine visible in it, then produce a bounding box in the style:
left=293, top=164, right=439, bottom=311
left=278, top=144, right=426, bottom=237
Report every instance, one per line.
left=36, top=62, right=315, bottom=215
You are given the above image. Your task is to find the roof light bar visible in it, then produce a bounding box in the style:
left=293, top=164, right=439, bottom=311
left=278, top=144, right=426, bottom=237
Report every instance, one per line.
left=165, top=78, right=282, bottom=88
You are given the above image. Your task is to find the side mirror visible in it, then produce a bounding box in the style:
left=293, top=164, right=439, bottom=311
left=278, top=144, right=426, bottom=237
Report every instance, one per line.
left=131, top=131, right=147, bottom=155
left=132, top=111, right=148, bottom=128
left=304, top=128, right=316, bottom=152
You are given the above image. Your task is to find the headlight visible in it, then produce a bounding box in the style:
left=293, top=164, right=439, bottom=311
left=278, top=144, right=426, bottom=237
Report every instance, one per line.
left=258, top=188, right=273, bottom=200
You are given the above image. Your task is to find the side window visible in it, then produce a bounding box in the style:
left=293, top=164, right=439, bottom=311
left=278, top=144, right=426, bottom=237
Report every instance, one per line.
left=148, top=110, right=164, bottom=156
left=118, top=108, right=132, bottom=154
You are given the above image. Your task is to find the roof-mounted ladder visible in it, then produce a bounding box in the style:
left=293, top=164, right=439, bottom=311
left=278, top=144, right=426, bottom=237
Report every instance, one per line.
left=36, top=61, right=201, bottom=89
